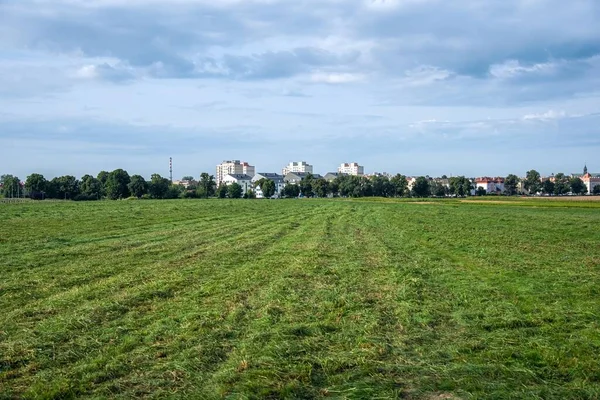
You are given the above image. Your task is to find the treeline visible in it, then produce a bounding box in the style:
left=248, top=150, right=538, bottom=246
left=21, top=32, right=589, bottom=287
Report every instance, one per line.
left=0, top=170, right=197, bottom=200
left=1, top=168, right=596, bottom=201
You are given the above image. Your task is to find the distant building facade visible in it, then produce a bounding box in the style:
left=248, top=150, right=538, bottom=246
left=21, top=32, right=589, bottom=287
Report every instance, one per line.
left=284, top=172, right=322, bottom=185
left=475, top=177, right=505, bottom=194
left=252, top=173, right=286, bottom=198
left=216, top=160, right=255, bottom=187
left=338, top=162, right=364, bottom=176
left=222, top=174, right=253, bottom=195
left=282, top=161, right=313, bottom=176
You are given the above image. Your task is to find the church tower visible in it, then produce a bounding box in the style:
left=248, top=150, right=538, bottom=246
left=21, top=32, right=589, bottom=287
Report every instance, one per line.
left=584, top=164, right=588, bottom=175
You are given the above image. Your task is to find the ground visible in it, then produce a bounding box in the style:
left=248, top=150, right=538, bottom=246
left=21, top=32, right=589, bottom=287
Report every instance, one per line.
left=1, top=198, right=599, bottom=399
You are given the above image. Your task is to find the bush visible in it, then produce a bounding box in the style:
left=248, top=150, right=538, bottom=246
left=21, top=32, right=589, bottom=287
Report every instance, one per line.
left=73, top=194, right=99, bottom=201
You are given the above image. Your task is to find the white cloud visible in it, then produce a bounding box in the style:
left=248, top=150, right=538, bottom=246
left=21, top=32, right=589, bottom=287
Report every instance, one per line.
left=489, top=60, right=556, bottom=79
left=309, top=72, right=365, bottom=83
left=522, top=110, right=567, bottom=120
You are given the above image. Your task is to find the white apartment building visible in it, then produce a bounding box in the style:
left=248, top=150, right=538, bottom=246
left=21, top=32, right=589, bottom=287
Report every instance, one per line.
left=216, top=160, right=255, bottom=186
left=338, top=162, right=364, bottom=176
left=282, top=161, right=313, bottom=176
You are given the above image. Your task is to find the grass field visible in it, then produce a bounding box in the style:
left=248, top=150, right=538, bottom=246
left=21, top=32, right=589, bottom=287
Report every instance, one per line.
left=1, top=199, right=599, bottom=399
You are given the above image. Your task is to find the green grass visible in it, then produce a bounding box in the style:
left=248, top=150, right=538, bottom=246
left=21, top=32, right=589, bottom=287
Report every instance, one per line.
left=1, top=199, right=599, bottom=399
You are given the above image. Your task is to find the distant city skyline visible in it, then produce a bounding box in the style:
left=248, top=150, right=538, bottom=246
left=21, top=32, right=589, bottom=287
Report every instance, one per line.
left=1, top=1, right=598, bottom=179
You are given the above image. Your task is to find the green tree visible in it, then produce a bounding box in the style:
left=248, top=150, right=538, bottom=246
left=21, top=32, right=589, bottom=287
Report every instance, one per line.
left=216, top=184, right=228, bottom=199
left=411, top=176, right=430, bottom=197
left=246, top=189, right=256, bottom=199
left=48, top=175, right=79, bottom=199
left=97, top=170, right=109, bottom=197
left=390, top=174, right=408, bottom=197
left=476, top=187, right=487, bottom=196
left=430, top=181, right=447, bottom=197
left=1, top=175, right=21, bottom=198
left=148, top=173, right=170, bottom=199
left=524, top=170, right=541, bottom=194
left=80, top=175, right=103, bottom=199
left=371, top=175, right=391, bottom=197
left=312, top=179, right=329, bottom=198
left=255, top=178, right=276, bottom=198
left=165, top=184, right=184, bottom=199
left=542, top=179, right=555, bottom=195
left=197, top=173, right=216, bottom=198
left=570, top=177, right=587, bottom=195
left=227, top=183, right=243, bottom=199
left=553, top=173, right=569, bottom=195
left=128, top=175, right=148, bottom=198
left=504, top=174, right=520, bottom=196
left=283, top=183, right=300, bottom=198
left=449, top=176, right=472, bottom=197
left=105, top=169, right=131, bottom=200
left=25, top=173, right=47, bottom=195
left=182, top=176, right=194, bottom=181
left=593, top=185, right=600, bottom=195
left=299, top=174, right=314, bottom=197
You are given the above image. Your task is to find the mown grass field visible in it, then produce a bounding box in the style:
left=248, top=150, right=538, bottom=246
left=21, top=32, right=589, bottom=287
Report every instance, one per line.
left=1, top=199, right=599, bottom=399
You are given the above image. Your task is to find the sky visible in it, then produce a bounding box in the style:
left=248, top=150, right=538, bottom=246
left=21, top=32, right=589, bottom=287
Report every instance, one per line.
left=1, top=0, right=599, bottom=179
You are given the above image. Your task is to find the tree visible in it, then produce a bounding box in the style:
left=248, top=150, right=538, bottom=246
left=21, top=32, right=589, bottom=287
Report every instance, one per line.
left=165, top=184, right=184, bottom=199
left=25, top=173, right=47, bottom=195
left=390, top=174, right=408, bottom=197
left=255, top=178, right=276, bottom=198
left=1, top=175, right=21, bottom=198
left=504, top=174, right=520, bottom=196
left=216, top=184, right=228, bottom=199
left=430, top=181, right=447, bottom=197
left=312, top=179, right=329, bottom=198
left=182, top=176, right=194, bottom=181
left=105, top=169, right=131, bottom=200
left=80, top=175, right=103, bottom=199
left=97, top=170, right=109, bottom=197
left=246, top=189, right=256, bottom=199
left=227, top=183, right=243, bottom=199
left=299, top=174, right=314, bottom=197
left=411, top=176, right=430, bottom=197
left=283, top=183, right=300, bottom=198
left=570, top=177, right=587, bottom=195
left=371, top=175, right=391, bottom=197
left=476, top=187, right=487, bottom=196
left=197, top=173, right=216, bottom=198
left=593, top=185, right=600, bottom=195
left=553, top=173, right=569, bottom=196
left=48, top=175, right=79, bottom=199
left=541, top=179, right=554, bottom=195
left=148, top=173, right=170, bottom=199
left=449, top=176, right=472, bottom=197
left=524, top=170, right=541, bottom=194
left=128, top=175, right=148, bottom=198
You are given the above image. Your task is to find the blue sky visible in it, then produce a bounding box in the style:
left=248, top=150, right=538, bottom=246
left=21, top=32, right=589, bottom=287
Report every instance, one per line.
left=1, top=0, right=599, bottom=179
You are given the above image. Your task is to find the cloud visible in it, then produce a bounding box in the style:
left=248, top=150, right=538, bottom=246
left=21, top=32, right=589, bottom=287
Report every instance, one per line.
left=310, top=72, right=365, bottom=83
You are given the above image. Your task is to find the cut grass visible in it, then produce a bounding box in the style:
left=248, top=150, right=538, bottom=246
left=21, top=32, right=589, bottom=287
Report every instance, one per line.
left=1, top=199, right=599, bottom=399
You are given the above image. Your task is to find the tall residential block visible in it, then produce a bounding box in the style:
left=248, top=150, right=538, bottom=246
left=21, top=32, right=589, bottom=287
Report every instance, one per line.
left=282, top=161, right=313, bottom=175
left=338, top=162, right=364, bottom=176
left=216, top=160, right=255, bottom=186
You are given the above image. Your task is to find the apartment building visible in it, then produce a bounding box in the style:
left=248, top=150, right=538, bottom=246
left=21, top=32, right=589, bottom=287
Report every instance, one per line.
left=338, top=162, right=364, bottom=176
left=282, top=161, right=313, bottom=175
left=216, top=160, right=255, bottom=186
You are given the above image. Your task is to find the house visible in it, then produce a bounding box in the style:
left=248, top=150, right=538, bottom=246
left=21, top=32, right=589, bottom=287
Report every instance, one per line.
left=323, top=172, right=345, bottom=182
left=475, top=177, right=505, bottom=194
left=252, top=173, right=286, bottom=198
left=222, top=174, right=253, bottom=195
left=284, top=172, right=323, bottom=184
